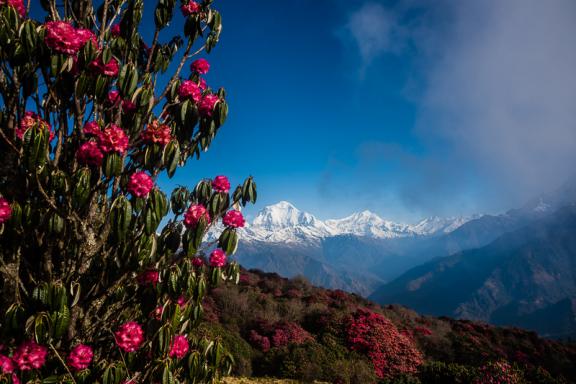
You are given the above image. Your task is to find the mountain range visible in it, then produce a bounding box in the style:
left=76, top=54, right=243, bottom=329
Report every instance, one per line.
left=228, top=201, right=479, bottom=296
left=229, top=180, right=576, bottom=337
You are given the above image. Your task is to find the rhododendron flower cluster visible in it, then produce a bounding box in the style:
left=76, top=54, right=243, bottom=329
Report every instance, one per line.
left=127, top=172, right=154, bottom=198
left=181, top=1, right=201, bottom=16
left=347, top=308, right=423, bottom=379
left=209, top=248, right=227, bottom=267
left=97, top=124, right=129, bottom=154
left=83, top=121, right=101, bottom=136
left=44, top=21, right=95, bottom=55
left=168, top=335, right=189, bottom=359
left=178, top=80, right=202, bottom=102
left=191, top=58, right=210, bottom=74
left=107, top=90, right=121, bottom=105
left=192, top=257, right=204, bottom=267
left=0, top=197, right=12, bottom=224
left=141, top=120, right=172, bottom=146
left=198, top=94, right=220, bottom=117
left=248, top=330, right=271, bottom=352
left=88, top=56, right=120, bottom=77
left=111, top=24, right=121, bottom=37
left=0, top=354, right=14, bottom=373
left=0, top=0, right=25, bottom=17
left=212, top=175, right=230, bottom=193
left=115, top=322, right=145, bottom=353
left=12, top=341, right=48, bottom=371
left=222, top=210, right=245, bottom=228
left=16, top=111, right=53, bottom=140
left=77, top=141, right=104, bottom=167
left=183, top=204, right=210, bottom=228
left=66, top=344, right=93, bottom=371
left=137, top=269, right=159, bottom=287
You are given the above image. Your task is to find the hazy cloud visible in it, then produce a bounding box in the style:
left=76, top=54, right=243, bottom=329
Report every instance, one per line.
left=341, top=2, right=404, bottom=73
left=336, top=0, right=576, bottom=215
left=416, top=0, right=576, bottom=208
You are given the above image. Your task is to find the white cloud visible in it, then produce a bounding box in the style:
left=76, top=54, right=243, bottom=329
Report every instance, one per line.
left=343, top=2, right=403, bottom=72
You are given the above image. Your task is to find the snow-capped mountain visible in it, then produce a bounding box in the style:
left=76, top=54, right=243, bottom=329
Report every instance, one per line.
left=239, top=201, right=476, bottom=244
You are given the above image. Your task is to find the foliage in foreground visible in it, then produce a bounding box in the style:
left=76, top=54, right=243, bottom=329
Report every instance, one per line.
left=203, top=269, right=576, bottom=384
left=0, top=0, right=257, bottom=383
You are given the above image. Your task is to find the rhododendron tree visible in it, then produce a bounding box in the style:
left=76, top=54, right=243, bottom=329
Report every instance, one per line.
left=346, top=308, right=423, bottom=379
left=0, top=1, right=257, bottom=383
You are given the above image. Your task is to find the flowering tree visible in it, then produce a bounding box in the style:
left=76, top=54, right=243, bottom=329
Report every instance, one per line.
left=0, top=0, right=257, bottom=383
left=346, top=308, right=423, bottom=379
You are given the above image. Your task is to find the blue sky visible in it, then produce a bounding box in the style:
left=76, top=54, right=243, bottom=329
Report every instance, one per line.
left=157, top=0, right=576, bottom=222
left=33, top=1, right=576, bottom=222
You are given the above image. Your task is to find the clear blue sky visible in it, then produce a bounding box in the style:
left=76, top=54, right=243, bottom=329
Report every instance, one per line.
left=33, top=1, right=576, bottom=222
left=158, top=0, right=576, bottom=222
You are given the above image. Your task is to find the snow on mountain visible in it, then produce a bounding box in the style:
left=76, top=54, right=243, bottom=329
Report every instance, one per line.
left=237, top=201, right=477, bottom=244
left=325, top=211, right=412, bottom=238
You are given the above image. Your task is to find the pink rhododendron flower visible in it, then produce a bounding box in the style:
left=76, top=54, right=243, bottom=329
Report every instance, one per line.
left=127, top=172, right=154, bottom=198
left=88, top=56, right=120, bottom=77
left=211, top=175, right=230, bottom=193
left=0, top=0, right=25, bottom=17
left=0, top=354, right=14, bottom=373
left=198, top=94, right=220, bottom=117
left=16, top=111, right=53, bottom=140
left=181, top=1, right=200, bottom=16
left=83, top=121, right=101, bottom=136
left=76, top=141, right=104, bottom=167
left=44, top=21, right=94, bottom=55
left=98, top=124, right=129, bottom=154
left=75, top=28, right=97, bottom=48
left=192, top=257, right=204, bottom=267
left=176, top=296, right=188, bottom=309
left=141, top=120, right=172, bottom=146
left=151, top=305, right=164, bottom=320
left=107, top=90, right=120, bottom=105
left=177, top=80, right=201, bottom=102
left=209, top=248, right=226, bottom=268
left=137, top=269, right=159, bottom=287
left=168, top=335, right=189, bottom=359
left=111, top=23, right=121, bottom=37
left=222, top=210, right=245, bottom=228
left=67, top=344, right=93, bottom=371
left=0, top=198, right=12, bottom=224
left=191, top=58, right=210, bottom=74
left=122, top=99, right=137, bottom=114
left=183, top=204, right=210, bottom=228
left=199, top=78, right=207, bottom=90
left=12, top=341, right=48, bottom=370
left=115, top=322, right=144, bottom=353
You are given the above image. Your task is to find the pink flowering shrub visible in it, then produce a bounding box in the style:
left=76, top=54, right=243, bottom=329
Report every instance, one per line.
left=184, top=204, right=211, bottom=228
left=191, top=58, right=210, bottom=74
left=212, top=175, right=231, bottom=193
left=0, top=1, right=255, bottom=383
left=199, top=94, right=220, bottom=117
left=169, top=335, right=190, bottom=359
left=0, top=197, right=12, bottom=224
left=97, top=124, right=129, bottom=154
left=0, top=0, right=25, bottom=17
left=127, top=172, right=154, bottom=198
left=141, top=120, right=172, bottom=146
left=66, top=344, right=93, bottom=371
left=210, top=248, right=227, bottom=268
left=346, top=308, right=423, bottom=379
left=222, top=210, right=246, bottom=228
left=474, top=361, right=522, bottom=384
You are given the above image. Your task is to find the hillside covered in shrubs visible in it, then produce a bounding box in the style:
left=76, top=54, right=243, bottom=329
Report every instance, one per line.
left=199, top=269, right=576, bottom=383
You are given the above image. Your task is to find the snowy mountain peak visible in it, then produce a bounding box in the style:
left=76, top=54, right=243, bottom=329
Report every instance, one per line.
left=252, top=201, right=319, bottom=230
left=244, top=201, right=479, bottom=244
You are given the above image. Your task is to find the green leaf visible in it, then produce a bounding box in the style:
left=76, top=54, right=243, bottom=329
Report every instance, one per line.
left=163, top=140, right=180, bottom=178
